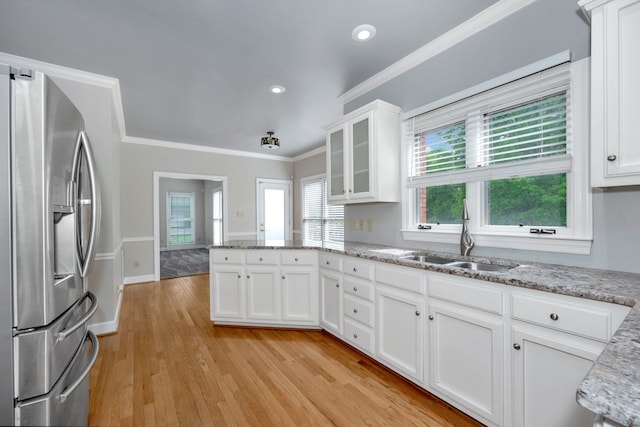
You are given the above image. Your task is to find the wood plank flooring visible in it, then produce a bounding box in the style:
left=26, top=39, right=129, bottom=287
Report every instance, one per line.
left=89, top=274, right=483, bottom=426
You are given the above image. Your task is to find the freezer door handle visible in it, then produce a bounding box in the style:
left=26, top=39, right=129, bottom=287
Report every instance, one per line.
left=59, top=329, right=99, bottom=403
left=72, top=130, right=101, bottom=278
left=55, top=291, right=98, bottom=342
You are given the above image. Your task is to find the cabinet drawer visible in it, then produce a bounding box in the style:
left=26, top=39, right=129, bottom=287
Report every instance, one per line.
left=375, top=264, right=425, bottom=295
left=245, top=250, right=279, bottom=265
left=511, top=293, right=614, bottom=341
left=428, top=274, right=502, bottom=315
left=343, top=277, right=374, bottom=301
left=211, top=250, right=243, bottom=264
left=343, top=258, right=373, bottom=280
left=281, top=250, right=317, bottom=266
left=343, top=318, right=374, bottom=354
left=343, top=295, right=374, bottom=327
left=319, top=253, right=342, bottom=272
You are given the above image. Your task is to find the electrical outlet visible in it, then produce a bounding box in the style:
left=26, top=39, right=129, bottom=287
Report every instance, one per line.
left=367, top=219, right=373, bottom=231
left=349, top=219, right=357, bottom=230
left=236, top=211, right=244, bottom=218
left=133, top=260, right=140, bottom=268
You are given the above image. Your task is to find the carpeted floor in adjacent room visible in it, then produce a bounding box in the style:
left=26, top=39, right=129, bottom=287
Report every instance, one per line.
left=160, top=248, right=209, bottom=279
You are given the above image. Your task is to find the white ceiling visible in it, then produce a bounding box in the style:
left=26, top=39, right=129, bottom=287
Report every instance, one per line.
left=0, top=1, right=501, bottom=157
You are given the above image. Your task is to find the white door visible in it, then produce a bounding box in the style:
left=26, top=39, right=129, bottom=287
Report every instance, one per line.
left=257, top=179, right=292, bottom=243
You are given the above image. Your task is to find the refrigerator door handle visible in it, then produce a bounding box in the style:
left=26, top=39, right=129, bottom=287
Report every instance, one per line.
left=72, top=130, right=101, bottom=278
left=58, top=330, right=99, bottom=403
left=55, top=291, right=98, bottom=342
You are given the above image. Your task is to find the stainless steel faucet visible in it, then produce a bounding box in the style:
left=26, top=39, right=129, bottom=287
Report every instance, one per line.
left=460, top=199, right=475, bottom=256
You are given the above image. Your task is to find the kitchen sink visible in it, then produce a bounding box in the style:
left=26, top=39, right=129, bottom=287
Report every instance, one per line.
left=400, top=254, right=453, bottom=264
left=446, top=261, right=516, bottom=272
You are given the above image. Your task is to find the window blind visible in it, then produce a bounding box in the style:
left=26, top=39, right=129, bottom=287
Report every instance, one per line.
left=302, top=178, right=344, bottom=243
left=406, top=63, right=572, bottom=188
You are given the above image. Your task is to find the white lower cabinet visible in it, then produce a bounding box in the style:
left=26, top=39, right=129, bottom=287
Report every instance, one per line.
left=511, top=323, right=605, bottom=427
left=376, top=286, right=425, bottom=384
left=246, top=267, right=279, bottom=320
left=428, top=299, right=503, bottom=426
left=211, top=266, right=245, bottom=319
left=319, top=269, right=342, bottom=336
left=281, top=268, right=317, bottom=323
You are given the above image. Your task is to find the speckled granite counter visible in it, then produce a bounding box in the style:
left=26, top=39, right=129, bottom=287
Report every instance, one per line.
left=210, top=240, right=640, bottom=426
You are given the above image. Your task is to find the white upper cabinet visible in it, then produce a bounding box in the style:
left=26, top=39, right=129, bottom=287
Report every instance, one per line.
left=325, top=100, right=401, bottom=204
left=581, top=0, right=640, bottom=186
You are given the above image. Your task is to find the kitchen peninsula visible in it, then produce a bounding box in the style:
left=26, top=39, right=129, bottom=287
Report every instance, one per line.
left=210, top=240, right=640, bottom=427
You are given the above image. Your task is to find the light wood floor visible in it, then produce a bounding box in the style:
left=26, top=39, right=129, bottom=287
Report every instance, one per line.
left=89, top=274, right=482, bottom=426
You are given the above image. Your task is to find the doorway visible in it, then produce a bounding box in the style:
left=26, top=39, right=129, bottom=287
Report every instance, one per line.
left=153, top=172, right=228, bottom=281
left=256, top=178, right=292, bottom=243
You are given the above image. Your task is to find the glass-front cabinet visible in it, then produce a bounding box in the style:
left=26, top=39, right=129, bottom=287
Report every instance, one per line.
left=325, top=100, right=401, bottom=205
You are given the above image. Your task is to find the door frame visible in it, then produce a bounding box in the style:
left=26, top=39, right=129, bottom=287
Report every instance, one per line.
left=153, top=171, right=228, bottom=281
left=255, top=178, right=293, bottom=242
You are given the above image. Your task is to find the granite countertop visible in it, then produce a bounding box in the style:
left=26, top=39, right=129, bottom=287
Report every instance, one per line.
left=210, top=240, right=640, bottom=426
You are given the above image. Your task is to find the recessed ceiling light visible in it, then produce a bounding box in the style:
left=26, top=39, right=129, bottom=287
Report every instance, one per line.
left=269, top=85, right=286, bottom=94
left=352, top=24, right=376, bottom=41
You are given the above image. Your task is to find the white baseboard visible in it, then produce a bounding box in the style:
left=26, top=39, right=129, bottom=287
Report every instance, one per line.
left=88, top=288, right=124, bottom=336
left=123, top=274, right=155, bottom=285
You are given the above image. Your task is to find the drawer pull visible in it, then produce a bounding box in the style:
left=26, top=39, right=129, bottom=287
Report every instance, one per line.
left=353, top=286, right=358, bottom=292
left=353, top=333, right=358, bottom=339
left=259, top=257, right=263, bottom=261
left=237, top=275, right=241, bottom=279
left=247, top=275, right=250, bottom=279
left=282, top=276, right=285, bottom=280
left=428, top=315, right=434, bottom=321
left=353, top=267, right=357, bottom=272
left=295, top=257, right=299, bottom=262
left=607, top=154, right=617, bottom=161
left=326, top=261, right=330, bottom=265
left=353, top=308, right=358, bottom=314
left=225, top=256, right=228, bottom=261
left=550, top=313, right=559, bottom=321
left=513, top=343, right=521, bottom=350
left=336, top=283, right=340, bottom=288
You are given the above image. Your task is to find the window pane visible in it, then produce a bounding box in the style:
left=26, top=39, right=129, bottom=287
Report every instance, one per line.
left=302, top=178, right=344, bottom=243
left=412, top=122, right=466, bottom=176
left=168, top=193, right=195, bottom=245
left=415, top=184, right=466, bottom=224
left=487, top=174, right=566, bottom=226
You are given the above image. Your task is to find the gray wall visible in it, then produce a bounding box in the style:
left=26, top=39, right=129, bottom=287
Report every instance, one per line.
left=121, top=143, right=293, bottom=279
left=341, top=0, right=640, bottom=274
left=158, top=178, right=206, bottom=249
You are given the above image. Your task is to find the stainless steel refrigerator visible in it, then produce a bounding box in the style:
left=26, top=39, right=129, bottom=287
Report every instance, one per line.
left=0, top=64, right=101, bottom=426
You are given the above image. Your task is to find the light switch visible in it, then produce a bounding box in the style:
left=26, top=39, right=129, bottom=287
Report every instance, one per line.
left=367, top=219, right=373, bottom=232
left=349, top=219, right=357, bottom=230
left=359, top=219, right=364, bottom=231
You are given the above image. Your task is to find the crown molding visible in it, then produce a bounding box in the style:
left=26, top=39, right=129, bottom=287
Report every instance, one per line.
left=0, top=51, right=127, bottom=139
left=339, top=0, right=537, bottom=104
left=123, top=135, right=295, bottom=162
left=293, top=145, right=326, bottom=162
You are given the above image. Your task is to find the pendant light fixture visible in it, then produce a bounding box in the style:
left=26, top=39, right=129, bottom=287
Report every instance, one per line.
left=260, top=131, right=280, bottom=150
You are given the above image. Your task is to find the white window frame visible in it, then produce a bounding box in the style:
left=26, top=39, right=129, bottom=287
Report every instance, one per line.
left=402, top=58, right=592, bottom=255
left=166, top=191, right=196, bottom=246
left=301, top=174, right=344, bottom=244
left=212, top=188, right=223, bottom=245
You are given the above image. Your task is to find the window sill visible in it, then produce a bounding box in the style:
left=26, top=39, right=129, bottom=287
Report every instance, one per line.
left=401, top=229, right=592, bottom=255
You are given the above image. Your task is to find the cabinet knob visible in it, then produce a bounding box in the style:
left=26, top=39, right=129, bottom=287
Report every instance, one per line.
left=336, top=283, right=340, bottom=288
left=225, top=256, right=228, bottom=261
left=353, top=267, right=357, bottom=272
left=326, top=261, right=330, bottom=265
left=349, top=189, right=352, bottom=193
left=237, top=275, right=241, bottom=279
left=415, top=310, right=420, bottom=316
left=353, top=308, right=358, bottom=314
left=353, top=286, right=357, bottom=292
left=353, top=333, right=358, bottom=339
left=550, top=313, right=559, bottom=321
left=607, top=154, right=617, bottom=161
left=246, top=275, right=250, bottom=279
left=428, top=315, right=434, bottom=321
left=259, top=257, right=263, bottom=261
left=295, top=257, right=299, bottom=262
left=282, top=276, right=285, bottom=280
left=513, top=343, right=521, bottom=350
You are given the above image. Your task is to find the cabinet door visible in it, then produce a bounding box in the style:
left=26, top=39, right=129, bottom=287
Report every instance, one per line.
left=349, top=112, right=374, bottom=200
left=591, top=0, right=640, bottom=185
left=376, top=287, right=424, bottom=383
left=211, top=267, right=244, bottom=320
left=327, top=125, right=348, bottom=202
left=428, top=300, right=503, bottom=426
left=282, top=268, right=317, bottom=323
left=512, top=324, right=605, bottom=427
left=320, top=270, right=342, bottom=336
left=246, top=267, right=279, bottom=320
